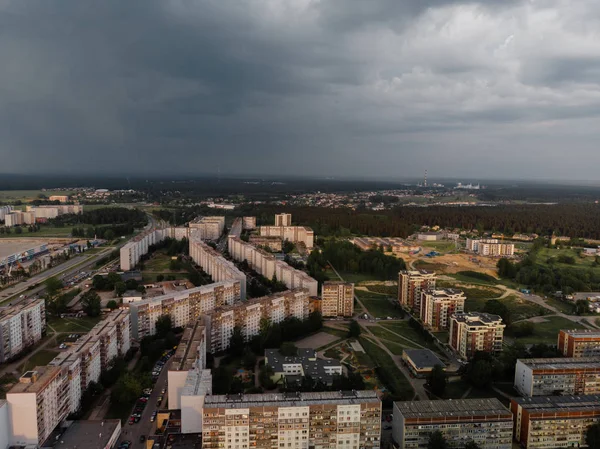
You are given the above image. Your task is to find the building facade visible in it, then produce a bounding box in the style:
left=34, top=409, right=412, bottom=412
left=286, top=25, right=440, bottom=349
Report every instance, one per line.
left=0, top=297, right=46, bottom=363
left=321, top=281, right=354, bottom=318
left=242, top=216, right=256, bottom=230
left=189, top=216, right=225, bottom=240
left=274, top=213, right=292, bottom=227
left=202, top=391, right=381, bottom=449
left=128, top=281, right=241, bottom=339
left=420, top=289, right=465, bottom=330
left=449, top=312, right=505, bottom=360
left=558, top=329, right=600, bottom=358
left=466, top=238, right=515, bottom=256
left=511, top=395, right=600, bottom=449
left=392, top=398, right=513, bottom=449
left=265, top=348, right=343, bottom=387
left=514, top=357, right=600, bottom=397
left=398, top=270, right=437, bottom=313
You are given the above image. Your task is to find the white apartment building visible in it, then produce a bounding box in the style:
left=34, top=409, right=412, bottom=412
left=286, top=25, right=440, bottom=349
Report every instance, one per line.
left=189, top=216, right=225, bottom=240
left=259, top=225, right=315, bottom=249
left=4, top=213, right=24, bottom=227
left=202, top=391, right=381, bottom=449
left=0, top=298, right=46, bottom=363
left=0, top=205, right=13, bottom=221
left=7, top=366, right=71, bottom=446
left=205, top=289, right=310, bottom=353
left=321, top=281, right=354, bottom=317
left=0, top=400, right=9, bottom=449
left=393, top=398, right=513, bottom=449
left=419, top=288, right=465, bottom=331
left=228, top=236, right=318, bottom=296
left=514, top=357, right=600, bottom=397
left=128, top=281, right=241, bottom=339
left=466, top=238, right=514, bottom=256
left=274, top=213, right=292, bottom=227
left=449, top=312, right=505, bottom=360
left=189, top=238, right=247, bottom=299
left=120, top=227, right=167, bottom=271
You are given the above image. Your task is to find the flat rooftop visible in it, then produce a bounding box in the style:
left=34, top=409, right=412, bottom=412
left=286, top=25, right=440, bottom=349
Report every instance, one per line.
left=403, top=349, right=445, bottom=369
left=560, top=329, right=600, bottom=339
left=395, top=398, right=511, bottom=419
left=8, top=366, right=61, bottom=394
left=0, top=297, right=44, bottom=320
left=512, top=395, right=600, bottom=413
left=53, top=419, right=121, bottom=449
left=204, top=390, right=379, bottom=409
left=170, top=321, right=205, bottom=372
left=452, top=312, right=503, bottom=325
left=518, top=357, right=600, bottom=370
left=265, top=348, right=342, bottom=384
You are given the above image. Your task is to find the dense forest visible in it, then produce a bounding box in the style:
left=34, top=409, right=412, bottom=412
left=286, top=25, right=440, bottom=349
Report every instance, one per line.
left=53, top=207, right=148, bottom=226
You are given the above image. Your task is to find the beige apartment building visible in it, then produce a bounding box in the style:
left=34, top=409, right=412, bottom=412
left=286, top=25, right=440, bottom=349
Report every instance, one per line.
left=228, top=236, right=318, bottom=296
left=398, top=270, right=437, bottom=313
left=392, top=398, right=513, bottom=449
left=202, top=390, right=381, bottom=449
left=49, top=195, right=69, bottom=203
left=466, top=238, right=515, bottom=256
left=0, top=297, right=46, bottom=363
left=449, top=312, right=505, bottom=360
left=189, top=237, right=247, bottom=299
left=321, top=281, right=354, bottom=317
left=558, top=328, right=600, bottom=357
left=259, top=225, right=315, bottom=249
left=420, top=288, right=465, bottom=330
left=242, top=216, right=256, bottom=230
left=514, top=357, right=600, bottom=397
left=128, top=280, right=241, bottom=339
left=7, top=366, right=71, bottom=446
left=205, top=288, right=310, bottom=353
left=511, top=395, right=600, bottom=449
left=189, top=216, right=225, bottom=240
left=5, top=213, right=24, bottom=227
left=274, top=213, right=292, bottom=227
left=248, top=235, right=283, bottom=251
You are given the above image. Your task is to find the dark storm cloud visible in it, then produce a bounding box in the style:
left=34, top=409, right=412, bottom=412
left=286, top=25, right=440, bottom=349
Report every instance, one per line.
left=1, top=0, right=600, bottom=179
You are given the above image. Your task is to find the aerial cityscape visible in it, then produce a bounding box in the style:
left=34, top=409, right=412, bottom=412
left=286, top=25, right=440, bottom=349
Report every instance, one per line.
left=2, top=1, right=600, bottom=449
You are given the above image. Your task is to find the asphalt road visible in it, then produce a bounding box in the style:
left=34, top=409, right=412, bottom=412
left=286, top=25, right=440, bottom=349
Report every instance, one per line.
left=118, top=362, right=170, bottom=448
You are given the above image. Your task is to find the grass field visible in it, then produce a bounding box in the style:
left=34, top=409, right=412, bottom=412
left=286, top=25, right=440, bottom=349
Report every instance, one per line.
left=0, top=190, right=77, bottom=202
left=144, top=251, right=174, bottom=271
left=337, top=271, right=382, bottom=283
left=420, top=241, right=457, bottom=252
left=18, top=349, right=59, bottom=374
left=47, top=316, right=102, bottom=333
left=449, top=272, right=498, bottom=285
left=537, top=247, right=600, bottom=271
left=507, top=316, right=586, bottom=345
left=357, top=295, right=403, bottom=318
left=465, top=294, right=547, bottom=321
left=0, top=226, right=76, bottom=239
left=544, top=297, right=576, bottom=314
left=322, top=326, right=349, bottom=339
left=359, top=337, right=414, bottom=399
left=380, top=321, right=441, bottom=353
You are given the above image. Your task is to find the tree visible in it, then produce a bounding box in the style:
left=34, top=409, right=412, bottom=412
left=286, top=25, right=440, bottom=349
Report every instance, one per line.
left=106, top=300, right=119, bottom=310
left=81, top=290, right=102, bottom=317
left=229, top=326, right=245, bottom=357
left=575, top=300, right=589, bottom=315
left=92, top=275, right=107, bottom=290
left=586, top=422, right=600, bottom=449
left=348, top=320, right=361, bottom=338
left=466, top=359, right=493, bottom=388
left=464, top=441, right=482, bottom=449
left=242, top=351, right=257, bottom=370
left=482, top=299, right=511, bottom=324
left=44, top=277, right=63, bottom=298
left=279, top=342, right=298, bottom=356
left=510, top=321, right=535, bottom=337
left=156, top=274, right=165, bottom=282
left=114, top=281, right=127, bottom=296
left=111, top=373, right=142, bottom=406
left=427, top=364, right=447, bottom=397
left=156, top=315, right=173, bottom=338
left=427, top=431, right=448, bottom=449
left=104, top=229, right=115, bottom=241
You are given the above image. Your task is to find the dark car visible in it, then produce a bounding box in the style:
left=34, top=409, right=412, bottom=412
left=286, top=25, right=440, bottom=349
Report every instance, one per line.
left=139, top=435, right=146, bottom=443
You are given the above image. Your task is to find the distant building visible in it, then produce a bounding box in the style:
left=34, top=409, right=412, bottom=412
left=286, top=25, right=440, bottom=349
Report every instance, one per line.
left=392, top=398, right=513, bottom=449
left=202, top=391, right=381, bottom=449
left=401, top=349, right=445, bottom=378
left=265, top=348, right=343, bottom=387
left=466, top=238, right=514, bottom=256
left=189, top=216, right=225, bottom=240
left=248, top=235, right=283, bottom=252
left=49, top=195, right=69, bottom=203
left=259, top=225, right=314, bottom=249
left=420, top=288, right=465, bottom=330
left=4, top=213, right=24, bottom=227
left=0, top=297, right=46, bottom=363
left=0, top=205, right=13, bottom=221
left=398, top=270, right=437, bottom=313
left=449, top=312, right=505, bottom=360
left=514, top=357, right=600, bottom=397
left=52, top=419, right=121, bottom=449
left=416, top=232, right=442, bottom=241
left=321, top=281, right=354, bottom=317
left=274, top=213, right=292, bottom=227
left=511, top=395, right=600, bottom=449
left=558, top=329, right=600, bottom=358
left=242, top=216, right=256, bottom=230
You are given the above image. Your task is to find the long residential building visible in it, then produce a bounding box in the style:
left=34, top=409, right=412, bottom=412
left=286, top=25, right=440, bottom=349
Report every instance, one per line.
left=242, top=216, right=256, bottom=230
left=392, top=398, right=513, bottom=449
left=202, top=390, right=381, bottom=449
left=259, top=225, right=314, bottom=249
left=321, top=281, right=354, bottom=317
left=449, top=312, right=505, bottom=360
left=511, top=395, right=600, bottom=449
left=120, top=227, right=168, bottom=271
left=0, top=297, right=46, bottom=363
left=205, top=288, right=310, bottom=353
left=7, top=366, right=71, bottom=446
left=128, top=280, right=241, bottom=340
left=466, top=238, right=514, bottom=256
left=514, top=357, right=600, bottom=397
left=0, top=205, right=13, bottom=221
left=189, top=216, right=225, bottom=240
left=228, top=236, right=318, bottom=296
left=398, top=270, right=437, bottom=313
left=558, top=328, right=600, bottom=358
left=189, top=238, right=247, bottom=299
left=420, top=288, right=465, bottom=330
left=3, top=205, right=86, bottom=225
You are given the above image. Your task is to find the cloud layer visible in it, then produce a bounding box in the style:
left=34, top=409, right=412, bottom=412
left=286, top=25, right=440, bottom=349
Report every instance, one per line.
left=1, top=0, right=599, bottom=180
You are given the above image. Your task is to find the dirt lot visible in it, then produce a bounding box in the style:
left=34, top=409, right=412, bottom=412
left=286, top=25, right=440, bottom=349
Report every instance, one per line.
left=295, top=332, right=339, bottom=349
left=398, top=251, right=499, bottom=277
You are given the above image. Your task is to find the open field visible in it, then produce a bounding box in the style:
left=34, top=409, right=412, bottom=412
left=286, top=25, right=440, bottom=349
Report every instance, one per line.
left=18, top=349, right=59, bottom=374
left=0, top=226, right=77, bottom=239
left=380, top=321, right=441, bottom=353
left=0, top=239, right=49, bottom=258
left=47, top=316, right=102, bottom=333
left=507, top=316, right=586, bottom=345
left=420, top=241, right=457, bottom=252
left=0, top=190, right=77, bottom=202
left=544, top=297, right=576, bottom=314
left=403, top=251, right=499, bottom=278
left=536, top=247, right=600, bottom=271
left=357, top=295, right=403, bottom=318
left=143, top=250, right=174, bottom=271
left=295, top=332, right=339, bottom=349
left=465, top=294, right=546, bottom=321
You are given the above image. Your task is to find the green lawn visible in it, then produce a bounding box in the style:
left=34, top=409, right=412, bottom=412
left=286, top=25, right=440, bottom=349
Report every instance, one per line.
left=0, top=190, right=77, bottom=202
left=143, top=251, right=175, bottom=271
left=507, top=316, right=586, bottom=345
left=465, top=295, right=547, bottom=321
left=142, top=272, right=188, bottom=283
left=449, top=272, right=497, bottom=285
left=358, top=295, right=404, bottom=318
left=536, top=247, right=600, bottom=270
left=367, top=325, right=419, bottom=349
left=364, top=284, right=398, bottom=296
left=322, top=326, right=349, bottom=339
left=359, top=337, right=414, bottom=400
left=420, top=241, right=457, bottom=252
left=544, top=297, right=575, bottom=314
left=380, top=321, right=441, bottom=353
left=337, top=271, right=382, bottom=283
left=18, top=349, right=59, bottom=374
left=47, top=316, right=101, bottom=333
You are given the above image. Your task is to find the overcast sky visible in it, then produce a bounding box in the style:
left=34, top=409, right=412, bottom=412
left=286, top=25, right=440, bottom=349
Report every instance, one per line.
left=1, top=0, right=599, bottom=180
